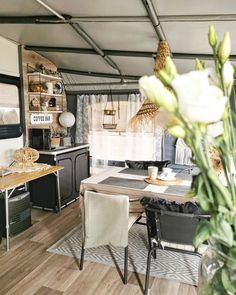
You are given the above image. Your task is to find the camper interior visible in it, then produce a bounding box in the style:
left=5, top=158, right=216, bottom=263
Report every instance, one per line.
left=0, top=1, right=235, bottom=294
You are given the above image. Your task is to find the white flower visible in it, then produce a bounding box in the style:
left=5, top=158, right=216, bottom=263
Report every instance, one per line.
left=222, top=61, right=234, bottom=89
left=207, top=67, right=220, bottom=87
left=171, top=70, right=227, bottom=123
left=207, top=121, right=224, bottom=143
left=139, top=75, right=177, bottom=112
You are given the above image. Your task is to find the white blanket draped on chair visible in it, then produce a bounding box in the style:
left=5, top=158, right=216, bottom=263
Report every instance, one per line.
left=83, top=191, right=129, bottom=248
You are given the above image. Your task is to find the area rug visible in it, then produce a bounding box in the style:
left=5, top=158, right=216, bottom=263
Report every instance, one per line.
left=47, top=223, right=199, bottom=285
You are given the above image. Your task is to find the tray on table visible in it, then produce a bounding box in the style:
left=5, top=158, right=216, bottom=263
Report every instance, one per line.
left=144, top=177, right=182, bottom=186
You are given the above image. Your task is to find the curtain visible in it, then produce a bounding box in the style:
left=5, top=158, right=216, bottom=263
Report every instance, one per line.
left=88, top=94, right=109, bottom=168
left=75, top=95, right=89, bottom=143
left=125, top=93, right=164, bottom=161
left=75, top=93, right=165, bottom=169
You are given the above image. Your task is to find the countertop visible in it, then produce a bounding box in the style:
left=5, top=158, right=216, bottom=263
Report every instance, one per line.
left=37, top=143, right=89, bottom=156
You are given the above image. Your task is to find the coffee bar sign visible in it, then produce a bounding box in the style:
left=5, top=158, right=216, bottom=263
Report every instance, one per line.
left=30, top=113, right=53, bottom=124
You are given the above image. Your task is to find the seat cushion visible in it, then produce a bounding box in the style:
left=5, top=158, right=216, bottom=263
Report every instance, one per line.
left=125, top=160, right=170, bottom=171
left=140, top=197, right=205, bottom=214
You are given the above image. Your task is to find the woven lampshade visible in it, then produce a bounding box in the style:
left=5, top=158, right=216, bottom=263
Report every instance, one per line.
left=154, top=40, right=170, bottom=77
left=129, top=40, right=170, bottom=129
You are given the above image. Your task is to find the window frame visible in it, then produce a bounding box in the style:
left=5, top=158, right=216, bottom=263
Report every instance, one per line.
left=0, top=73, right=23, bottom=139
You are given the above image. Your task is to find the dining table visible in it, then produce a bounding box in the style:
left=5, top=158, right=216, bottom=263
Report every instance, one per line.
left=80, top=166, right=194, bottom=203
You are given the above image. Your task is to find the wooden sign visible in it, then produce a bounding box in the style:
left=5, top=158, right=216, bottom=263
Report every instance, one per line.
left=30, top=113, right=53, bottom=124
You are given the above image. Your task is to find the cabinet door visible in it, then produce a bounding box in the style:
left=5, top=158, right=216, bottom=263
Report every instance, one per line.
left=57, top=157, right=73, bottom=202
left=75, top=151, right=89, bottom=193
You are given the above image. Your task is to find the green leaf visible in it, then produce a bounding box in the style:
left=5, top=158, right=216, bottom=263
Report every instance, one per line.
left=211, top=217, right=234, bottom=247
left=218, top=205, right=230, bottom=214
left=198, top=193, right=211, bottom=212
left=227, top=247, right=236, bottom=271
left=193, top=221, right=212, bottom=247
left=221, top=267, right=236, bottom=294
left=193, top=173, right=212, bottom=211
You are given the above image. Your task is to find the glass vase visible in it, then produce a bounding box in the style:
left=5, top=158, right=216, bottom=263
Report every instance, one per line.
left=197, top=246, right=236, bottom=295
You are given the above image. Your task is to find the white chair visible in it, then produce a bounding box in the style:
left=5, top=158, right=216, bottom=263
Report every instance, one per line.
left=80, top=190, right=141, bottom=284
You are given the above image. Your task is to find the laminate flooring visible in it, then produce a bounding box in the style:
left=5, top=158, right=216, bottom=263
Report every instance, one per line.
left=0, top=201, right=197, bottom=295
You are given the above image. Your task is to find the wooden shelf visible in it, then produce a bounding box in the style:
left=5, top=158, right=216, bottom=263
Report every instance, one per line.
left=27, top=72, right=62, bottom=80
left=28, top=92, right=63, bottom=97
left=29, top=110, right=63, bottom=113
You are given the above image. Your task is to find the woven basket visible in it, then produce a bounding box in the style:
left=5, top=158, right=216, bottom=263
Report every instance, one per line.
left=13, top=147, right=39, bottom=165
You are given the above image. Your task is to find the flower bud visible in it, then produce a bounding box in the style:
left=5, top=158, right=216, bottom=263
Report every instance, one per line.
left=195, top=58, right=205, bottom=71
left=218, top=32, right=231, bottom=64
left=222, top=60, right=234, bottom=92
left=139, top=75, right=178, bottom=113
left=159, top=70, right=172, bottom=86
left=168, top=125, right=186, bottom=139
left=165, top=56, right=178, bottom=78
left=208, top=25, right=217, bottom=48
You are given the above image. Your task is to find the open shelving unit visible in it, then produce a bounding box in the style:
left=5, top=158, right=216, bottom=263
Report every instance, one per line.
left=27, top=64, right=65, bottom=114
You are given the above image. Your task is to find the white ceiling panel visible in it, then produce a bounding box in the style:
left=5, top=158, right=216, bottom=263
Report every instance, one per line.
left=45, top=0, right=147, bottom=17
left=111, top=56, right=154, bottom=76
left=42, top=52, right=154, bottom=77
left=154, top=0, right=236, bottom=15
left=79, top=22, right=158, bottom=51
left=0, top=0, right=48, bottom=16
left=163, top=21, right=236, bottom=54
left=0, top=24, right=89, bottom=47
left=41, top=52, right=118, bottom=74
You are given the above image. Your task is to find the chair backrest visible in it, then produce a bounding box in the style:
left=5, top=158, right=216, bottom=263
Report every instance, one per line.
left=83, top=190, right=129, bottom=248
left=125, top=160, right=170, bottom=171
left=108, top=160, right=125, bottom=167
left=145, top=206, right=206, bottom=246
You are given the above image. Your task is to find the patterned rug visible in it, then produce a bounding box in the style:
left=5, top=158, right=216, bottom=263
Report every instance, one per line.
left=47, top=223, right=199, bottom=285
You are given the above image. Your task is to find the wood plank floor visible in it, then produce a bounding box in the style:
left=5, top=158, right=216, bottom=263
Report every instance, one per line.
left=0, top=201, right=197, bottom=295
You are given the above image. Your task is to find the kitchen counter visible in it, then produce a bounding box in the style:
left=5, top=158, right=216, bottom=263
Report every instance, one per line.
left=30, top=143, right=90, bottom=210
left=38, top=143, right=89, bottom=156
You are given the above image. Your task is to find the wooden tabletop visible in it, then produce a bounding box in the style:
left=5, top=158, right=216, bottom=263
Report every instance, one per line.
left=81, top=167, right=193, bottom=203
left=0, top=165, right=64, bottom=190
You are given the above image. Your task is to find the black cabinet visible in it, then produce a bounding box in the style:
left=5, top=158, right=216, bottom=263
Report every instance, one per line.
left=29, top=147, right=90, bottom=211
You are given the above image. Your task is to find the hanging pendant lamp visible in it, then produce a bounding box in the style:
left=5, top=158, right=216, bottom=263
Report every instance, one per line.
left=103, top=91, right=117, bottom=129
left=128, top=40, right=170, bottom=129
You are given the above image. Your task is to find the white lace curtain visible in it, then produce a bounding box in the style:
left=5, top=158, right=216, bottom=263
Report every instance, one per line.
left=75, top=93, right=165, bottom=168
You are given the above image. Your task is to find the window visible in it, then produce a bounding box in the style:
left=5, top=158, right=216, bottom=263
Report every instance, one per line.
left=0, top=74, right=23, bottom=139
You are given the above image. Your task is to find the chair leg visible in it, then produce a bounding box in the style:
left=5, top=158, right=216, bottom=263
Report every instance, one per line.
left=80, top=243, right=85, bottom=270
left=146, top=227, right=156, bottom=260
left=124, top=246, right=128, bottom=284
left=144, top=247, right=156, bottom=295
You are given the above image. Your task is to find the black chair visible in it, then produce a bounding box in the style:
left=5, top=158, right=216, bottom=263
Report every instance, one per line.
left=143, top=205, right=209, bottom=295
left=108, top=160, right=126, bottom=167
left=125, top=160, right=170, bottom=171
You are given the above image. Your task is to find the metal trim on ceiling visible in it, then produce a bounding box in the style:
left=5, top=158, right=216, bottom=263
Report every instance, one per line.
left=0, top=14, right=235, bottom=24
left=58, top=68, right=140, bottom=80
left=24, top=45, right=236, bottom=60
left=64, top=81, right=138, bottom=87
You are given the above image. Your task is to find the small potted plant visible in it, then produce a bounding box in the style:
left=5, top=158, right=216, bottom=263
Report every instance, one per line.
left=50, top=126, right=61, bottom=148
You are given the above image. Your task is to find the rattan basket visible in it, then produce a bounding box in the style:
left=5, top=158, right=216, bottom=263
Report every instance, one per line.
left=13, top=147, right=39, bottom=165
